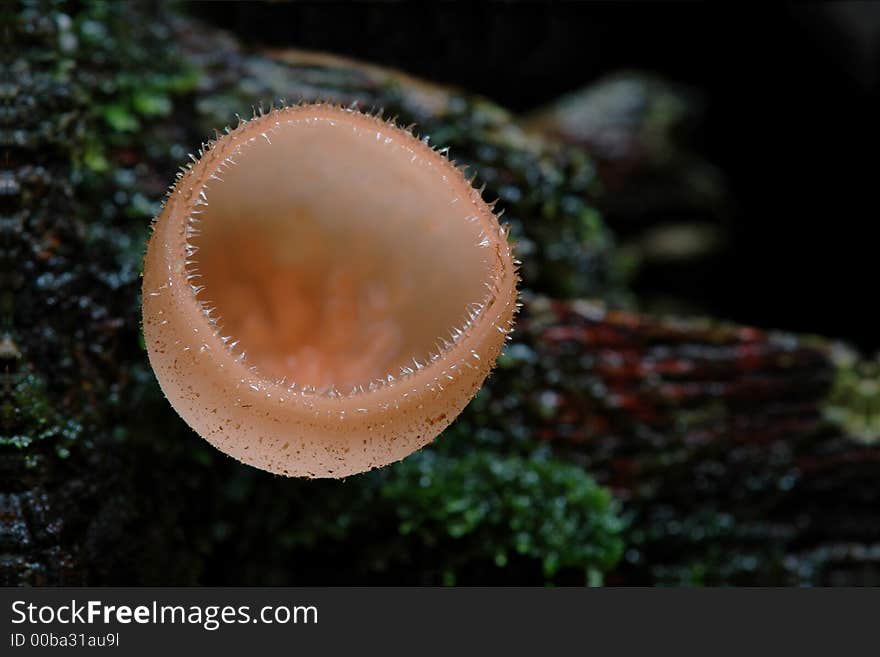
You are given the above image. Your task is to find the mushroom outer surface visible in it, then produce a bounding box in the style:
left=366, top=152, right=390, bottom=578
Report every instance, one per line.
left=142, top=104, right=518, bottom=478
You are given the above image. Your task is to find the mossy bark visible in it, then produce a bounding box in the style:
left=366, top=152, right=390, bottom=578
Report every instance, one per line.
left=4, top=1, right=876, bottom=586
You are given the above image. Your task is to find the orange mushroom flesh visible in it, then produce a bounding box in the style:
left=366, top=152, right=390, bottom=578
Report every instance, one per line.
left=142, top=104, right=518, bottom=478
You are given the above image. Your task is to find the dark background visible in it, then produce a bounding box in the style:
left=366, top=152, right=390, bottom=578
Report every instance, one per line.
left=190, top=2, right=878, bottom=351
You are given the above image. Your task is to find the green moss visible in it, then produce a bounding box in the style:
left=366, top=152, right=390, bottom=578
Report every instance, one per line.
left=2, top=371, right=82, bottom=456
left=384, top=451, right=624, bottom=583
left=825, top=348, right=880, bottom=443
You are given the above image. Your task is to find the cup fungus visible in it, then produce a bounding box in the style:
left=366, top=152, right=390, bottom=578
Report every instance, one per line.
left=142, top=103, right=519, bottom=477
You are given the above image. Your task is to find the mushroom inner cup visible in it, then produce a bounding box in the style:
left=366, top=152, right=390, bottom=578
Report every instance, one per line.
left=189, top=117, right=493, bottom=391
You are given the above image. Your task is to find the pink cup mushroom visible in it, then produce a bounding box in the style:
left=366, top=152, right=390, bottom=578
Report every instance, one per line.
left=142, top=103, right=518, bottom=477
